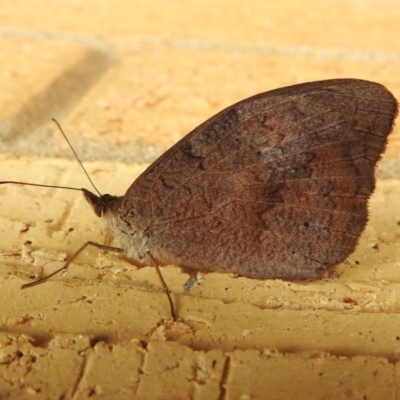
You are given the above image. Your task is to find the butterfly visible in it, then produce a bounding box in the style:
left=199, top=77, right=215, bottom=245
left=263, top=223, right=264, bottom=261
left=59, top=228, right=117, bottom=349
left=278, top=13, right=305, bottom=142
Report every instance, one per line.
left=2, top=79, right=398, bottom=319
left=84, top=79, right=398, bottom=280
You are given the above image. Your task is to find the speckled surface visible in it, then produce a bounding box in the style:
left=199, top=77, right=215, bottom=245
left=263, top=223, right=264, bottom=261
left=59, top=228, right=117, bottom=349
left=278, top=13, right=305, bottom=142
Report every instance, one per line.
left=1, top=1, right=400, bottom=398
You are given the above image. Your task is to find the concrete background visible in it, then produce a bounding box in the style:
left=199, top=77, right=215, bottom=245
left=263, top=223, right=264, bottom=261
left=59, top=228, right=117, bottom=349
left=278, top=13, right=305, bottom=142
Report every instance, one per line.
left=0, top=1, right=400, bottom=399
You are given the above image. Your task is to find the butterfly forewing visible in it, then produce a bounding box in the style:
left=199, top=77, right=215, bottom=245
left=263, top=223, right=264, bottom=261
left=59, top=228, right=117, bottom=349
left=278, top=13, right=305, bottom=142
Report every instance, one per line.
left=123, top=79, right=398, bottom=279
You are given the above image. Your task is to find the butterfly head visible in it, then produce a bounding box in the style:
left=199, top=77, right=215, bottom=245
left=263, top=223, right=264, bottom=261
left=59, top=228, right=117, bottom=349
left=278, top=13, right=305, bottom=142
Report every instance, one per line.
left=82, top=188, right=151, bottom=264
left=82, top=188, right=121, bottom=218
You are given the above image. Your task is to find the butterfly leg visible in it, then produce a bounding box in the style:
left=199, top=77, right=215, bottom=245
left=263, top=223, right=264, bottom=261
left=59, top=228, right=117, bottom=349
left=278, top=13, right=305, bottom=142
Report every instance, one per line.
left=154, top=264, right=176, bottom=321
left=21, top=241, right=124, bottom=289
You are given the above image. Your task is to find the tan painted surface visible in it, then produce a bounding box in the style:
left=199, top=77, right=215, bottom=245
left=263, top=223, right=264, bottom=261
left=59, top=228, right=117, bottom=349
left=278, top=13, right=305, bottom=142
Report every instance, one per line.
left=1, top=1, right=400, bottom=399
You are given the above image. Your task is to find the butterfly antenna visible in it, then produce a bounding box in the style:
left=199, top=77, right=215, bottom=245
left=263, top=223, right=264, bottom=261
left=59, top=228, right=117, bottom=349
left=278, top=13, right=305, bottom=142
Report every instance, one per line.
left=0, top=181, right=82, bottom=191
left=52, top=118, right=102, bottom=197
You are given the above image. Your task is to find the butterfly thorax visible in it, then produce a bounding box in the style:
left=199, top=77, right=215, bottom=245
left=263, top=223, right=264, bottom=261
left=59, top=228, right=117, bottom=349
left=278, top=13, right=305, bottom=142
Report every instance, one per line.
left=82, top=188, right=151, bottom=265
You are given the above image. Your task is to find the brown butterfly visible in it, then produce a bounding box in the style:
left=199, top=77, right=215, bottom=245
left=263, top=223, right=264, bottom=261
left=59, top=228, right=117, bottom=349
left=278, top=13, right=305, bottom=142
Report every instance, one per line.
left=85, top=79, right=397, bottom=278
left=2, top=79, right=398, bottom=319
